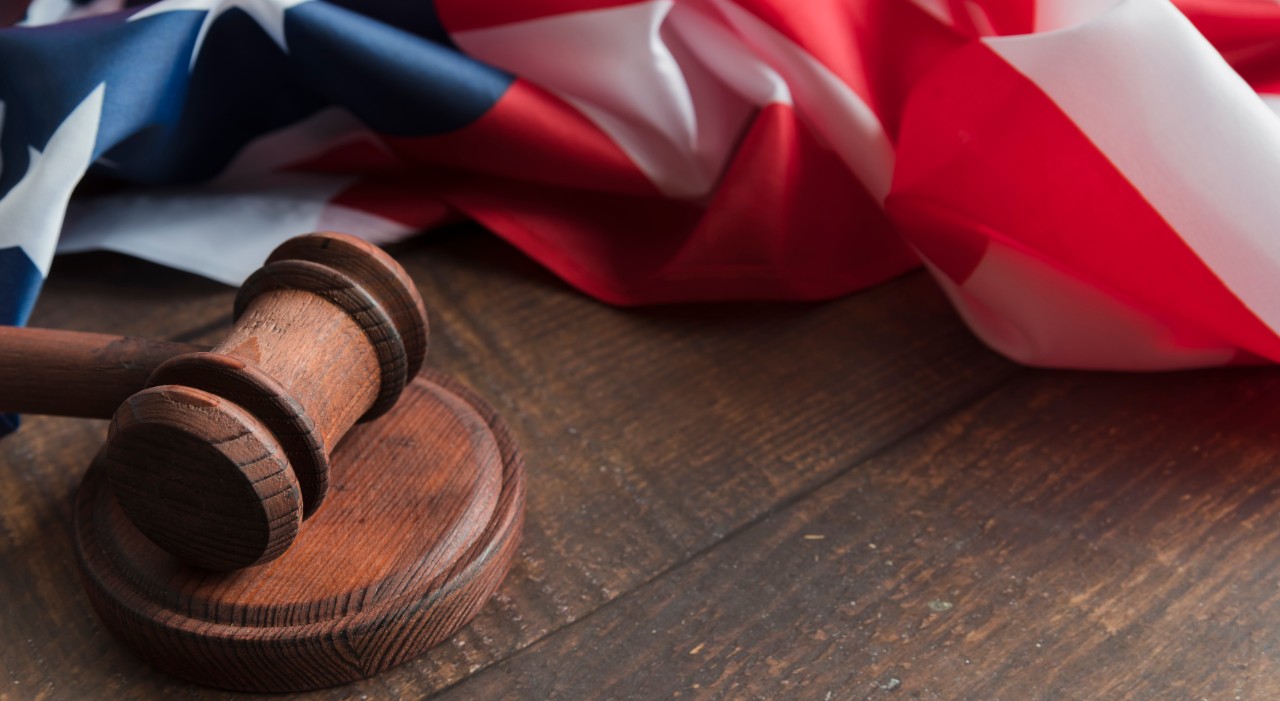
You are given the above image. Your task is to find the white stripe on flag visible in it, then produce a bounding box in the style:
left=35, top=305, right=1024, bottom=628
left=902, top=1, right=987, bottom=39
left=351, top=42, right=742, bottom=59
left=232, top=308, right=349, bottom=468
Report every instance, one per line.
left=1031, top=0, right=1125, bottom=32
left=56, top=107, right=402, bottom=284
left=987, top=0, right=1280, bottom=338
left=707, top=0, right=895, bottom=201
left=453, top=0, right=753, bottom=200
left=57, top=175, right=356, bottom=284
left=926, top=240, right=1238, bottom=370
left=666, top=2, right=793, bottom=109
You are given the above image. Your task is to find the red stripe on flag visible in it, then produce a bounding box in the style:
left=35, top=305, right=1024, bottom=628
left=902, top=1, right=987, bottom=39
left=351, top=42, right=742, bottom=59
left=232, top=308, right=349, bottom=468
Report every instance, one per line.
left=384, top=78, right=660, bottom=197
left=436, top=0, right=646, bottom=33
left=659, top=102, right=916, bottom=298
left=888, top=39, right=1280, bottom=360
left=437, top=180, right=704, bottom=305
left=328, top=177, right=457, bottom=230
left=945, top=0, right=1034, bottom=37
left=712, top=0, right=970, bottom=142
left=278, top=129, right=453, bottom=229
left=1174, top=1, right=1280, bottom=93
left=282, top=137, right=401, bottom=174
left=439, top=102, right=915, bottom=304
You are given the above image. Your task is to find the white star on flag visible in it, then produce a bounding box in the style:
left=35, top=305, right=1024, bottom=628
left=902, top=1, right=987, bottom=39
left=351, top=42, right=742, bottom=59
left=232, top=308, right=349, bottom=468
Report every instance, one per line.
left=0, top=85, right=104, bottom=276
left=130, top=0, right=312, bottom=69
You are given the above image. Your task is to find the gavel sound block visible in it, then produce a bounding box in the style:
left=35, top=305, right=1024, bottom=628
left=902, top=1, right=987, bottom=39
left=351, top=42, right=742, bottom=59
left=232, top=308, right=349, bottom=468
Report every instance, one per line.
left=0, top=233, right=525, bottom=691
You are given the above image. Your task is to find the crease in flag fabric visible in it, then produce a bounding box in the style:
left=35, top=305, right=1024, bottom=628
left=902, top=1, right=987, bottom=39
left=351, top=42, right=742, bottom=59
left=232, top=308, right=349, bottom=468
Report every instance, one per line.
left=3, top=0, right=1280, bottom=435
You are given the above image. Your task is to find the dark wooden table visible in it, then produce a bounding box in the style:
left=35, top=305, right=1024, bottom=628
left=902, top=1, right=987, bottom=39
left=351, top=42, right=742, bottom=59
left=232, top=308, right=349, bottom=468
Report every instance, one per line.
left=4, top=226, right=1280, bottom=700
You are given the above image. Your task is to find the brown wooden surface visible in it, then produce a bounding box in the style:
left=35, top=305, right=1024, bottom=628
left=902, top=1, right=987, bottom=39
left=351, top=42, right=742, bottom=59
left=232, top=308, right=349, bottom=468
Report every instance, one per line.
left=4, top=225, right=1280, bottom=699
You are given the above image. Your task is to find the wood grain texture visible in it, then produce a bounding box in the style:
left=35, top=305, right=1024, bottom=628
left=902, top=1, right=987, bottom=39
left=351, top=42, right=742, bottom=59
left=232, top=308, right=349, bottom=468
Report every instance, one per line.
left=0, top=328, right=199, bottom=418
left=102, top=385, right=303, bottom=571
left=228, top=265, right=387, bottom=433
left=84, top=231, right=430, bottom=570
left=29, top=252, right=236, bottom=337
left=264, top=232, right=430, bottom=388
left=1, top=228, right=1018, bottom=699
left=377, top=232, right=1019, bottom=697
left=147, top=351, right=329, bottom=518
left=140, top=231, right=428, bottom=532
left=77, top=372, right=523, bottom=692
left=437, top=368, right=1280, bottom=701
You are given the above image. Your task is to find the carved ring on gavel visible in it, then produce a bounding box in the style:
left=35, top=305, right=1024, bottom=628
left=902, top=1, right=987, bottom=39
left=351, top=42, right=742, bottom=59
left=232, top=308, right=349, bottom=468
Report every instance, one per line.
left=0, top=232, right=428, bottom=571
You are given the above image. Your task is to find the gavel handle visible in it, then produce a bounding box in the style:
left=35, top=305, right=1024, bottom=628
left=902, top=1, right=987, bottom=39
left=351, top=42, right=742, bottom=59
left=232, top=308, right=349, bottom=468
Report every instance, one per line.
left=0, top=327, right=204, bottom=419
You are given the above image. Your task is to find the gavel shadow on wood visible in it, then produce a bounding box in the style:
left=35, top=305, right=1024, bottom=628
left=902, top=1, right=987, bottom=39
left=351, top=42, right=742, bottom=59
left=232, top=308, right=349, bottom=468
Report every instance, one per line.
left=0, top=232, right=428, bottom=570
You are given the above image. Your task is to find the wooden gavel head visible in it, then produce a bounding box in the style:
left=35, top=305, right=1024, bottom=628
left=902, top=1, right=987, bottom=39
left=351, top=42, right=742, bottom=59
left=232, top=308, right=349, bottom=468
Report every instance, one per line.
left=99, top=233, right=428, bottom=570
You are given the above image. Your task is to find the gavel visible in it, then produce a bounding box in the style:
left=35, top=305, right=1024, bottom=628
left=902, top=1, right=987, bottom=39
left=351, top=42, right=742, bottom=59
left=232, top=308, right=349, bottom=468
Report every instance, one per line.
left=0, top=232, right=428, bottom=571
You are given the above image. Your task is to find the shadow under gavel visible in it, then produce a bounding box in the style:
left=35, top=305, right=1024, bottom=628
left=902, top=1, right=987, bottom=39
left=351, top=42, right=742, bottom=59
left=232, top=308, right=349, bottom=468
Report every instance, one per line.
left=0, top=232, right=428, bottom=571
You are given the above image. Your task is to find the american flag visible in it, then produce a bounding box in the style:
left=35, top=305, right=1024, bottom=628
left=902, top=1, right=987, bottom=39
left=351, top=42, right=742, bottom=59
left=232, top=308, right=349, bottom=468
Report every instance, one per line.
left=4, top=0, right=1280, bottom=377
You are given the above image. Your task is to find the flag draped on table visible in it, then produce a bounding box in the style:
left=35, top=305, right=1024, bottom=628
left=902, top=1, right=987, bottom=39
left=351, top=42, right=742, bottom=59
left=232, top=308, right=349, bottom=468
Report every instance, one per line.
left=3, top=0, right=1280, bottom=396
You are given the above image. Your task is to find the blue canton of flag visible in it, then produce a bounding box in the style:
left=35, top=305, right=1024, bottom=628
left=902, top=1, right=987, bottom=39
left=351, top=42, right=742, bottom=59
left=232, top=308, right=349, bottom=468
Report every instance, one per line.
left=0, top=0, right=512, bottom=434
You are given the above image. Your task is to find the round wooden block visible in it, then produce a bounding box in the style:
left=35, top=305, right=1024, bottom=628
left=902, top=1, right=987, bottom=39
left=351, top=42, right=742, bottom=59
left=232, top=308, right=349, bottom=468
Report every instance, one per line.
left=74, top=372, right=525, bottom=692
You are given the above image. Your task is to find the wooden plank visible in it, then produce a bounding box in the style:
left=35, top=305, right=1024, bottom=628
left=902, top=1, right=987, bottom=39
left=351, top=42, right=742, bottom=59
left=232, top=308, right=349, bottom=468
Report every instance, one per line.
left=29, top=252, right=234, bottom=336
left=432, top=367, right=1280, bottom=700
left=320, top=232, right=1017, bottom=697
left=0, top=230, right=1017, bottom=698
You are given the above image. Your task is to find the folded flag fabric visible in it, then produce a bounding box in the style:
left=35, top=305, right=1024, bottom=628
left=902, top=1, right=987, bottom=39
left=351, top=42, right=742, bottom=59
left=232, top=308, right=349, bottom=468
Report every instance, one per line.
left=3, top=0, right=1280, bottom=393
